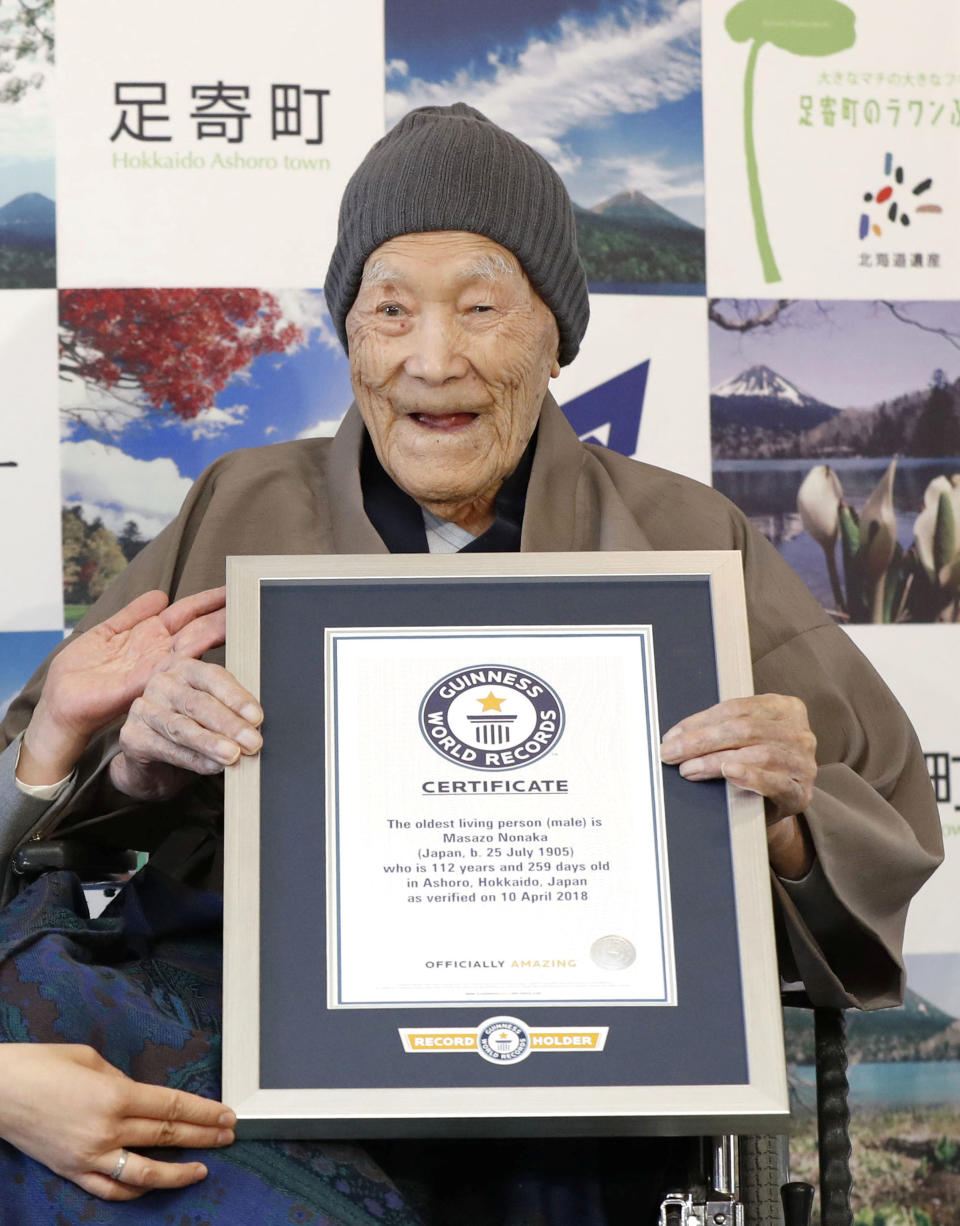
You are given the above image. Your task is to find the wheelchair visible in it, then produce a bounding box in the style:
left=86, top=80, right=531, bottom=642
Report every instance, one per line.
left=14, top=838, right=854, bottom=1226
left=655, top=996, right=852, bottom=1226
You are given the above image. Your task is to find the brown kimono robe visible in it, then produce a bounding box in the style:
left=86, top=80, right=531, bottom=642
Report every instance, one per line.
left=0, top=396, right=943, bottom=1009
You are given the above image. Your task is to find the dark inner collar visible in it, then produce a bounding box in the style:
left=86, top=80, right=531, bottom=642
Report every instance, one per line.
left=360, top=429, right=535, bottom=554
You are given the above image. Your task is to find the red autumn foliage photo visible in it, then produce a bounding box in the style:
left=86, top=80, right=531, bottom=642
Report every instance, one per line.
left=59, top=288, right=302, bottom=420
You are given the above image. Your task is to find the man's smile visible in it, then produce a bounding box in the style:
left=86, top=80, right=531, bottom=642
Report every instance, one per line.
left=408, top=411, right=479, bottom=430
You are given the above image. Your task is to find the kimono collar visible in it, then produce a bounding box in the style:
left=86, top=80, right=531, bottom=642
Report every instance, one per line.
left=360, top=430, right=535, bottom=554
left=325, top=395, right=654, bottom=555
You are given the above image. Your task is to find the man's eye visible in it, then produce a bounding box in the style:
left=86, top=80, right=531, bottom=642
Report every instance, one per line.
left=379, top=303, right=405, bottom=318
left=469, top=304, right=494, bottom=314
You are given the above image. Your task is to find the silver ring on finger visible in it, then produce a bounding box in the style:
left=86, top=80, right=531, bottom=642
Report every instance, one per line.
left=110, top=1149, right=130, bottom=1182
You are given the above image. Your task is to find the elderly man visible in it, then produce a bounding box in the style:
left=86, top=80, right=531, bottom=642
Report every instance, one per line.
left=0, top=103, right=943, bottom=1220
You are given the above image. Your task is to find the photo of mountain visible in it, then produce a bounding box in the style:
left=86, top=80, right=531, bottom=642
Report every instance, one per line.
left=574, top=189, right=705, bottom=292
left=386, top=0, right=706, bottom=293
left=709, top=300, right=960, bottom=622
left=786, top=987, right=960, bottom=1068
left=0, top=191, right=56, bottom=288
left=712, top=356, right=960, bottom=464
left=712, top=363, right=840, bottom=456
left=0, top=0, right=55, bottom=288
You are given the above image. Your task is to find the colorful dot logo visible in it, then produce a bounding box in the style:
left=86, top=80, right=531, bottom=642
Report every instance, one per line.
left=859, top=152, right=942, bottom=240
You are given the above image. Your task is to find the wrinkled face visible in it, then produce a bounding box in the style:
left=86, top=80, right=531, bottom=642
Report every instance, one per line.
left=345, top=231, right=560, bottom=524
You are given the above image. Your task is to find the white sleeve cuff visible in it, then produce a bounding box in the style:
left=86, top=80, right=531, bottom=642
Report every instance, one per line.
left=14, top=739, right=76, bottom=802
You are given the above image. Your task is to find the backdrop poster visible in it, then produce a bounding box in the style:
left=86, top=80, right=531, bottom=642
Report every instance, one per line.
left=703, top=0, right=959, bottom=297
left=0, top=0, right=55, bottom=289
left=386, top=0, right=707, bottom=295
left=708, top=298, right=960, bottom=624
left=57, top=286, right=351, bottom=623
left=554, top=294, right=711, bottom=484
left=56, top=0, right=385, bottom=288
left=0, top=289, right=62, bottom=632
left=844, top=624, right=959, bottom=957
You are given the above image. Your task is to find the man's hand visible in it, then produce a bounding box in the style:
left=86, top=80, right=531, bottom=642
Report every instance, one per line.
left=0, top=1044, right=235, bottom=1201
left=18, top=588, right=229, bottom=787
left=659, top=694, right=817, bottom=879
left=110, top=656, right=263, bottom=801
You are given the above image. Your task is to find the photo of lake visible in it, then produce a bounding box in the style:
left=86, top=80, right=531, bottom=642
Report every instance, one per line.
left=794, top=1059, right=960, bottom=1111
left=785, top=966, right=960, bottom=1224
left=713, top=456, right=960, bottom=613
left=709, top=301, right=960, bottom=623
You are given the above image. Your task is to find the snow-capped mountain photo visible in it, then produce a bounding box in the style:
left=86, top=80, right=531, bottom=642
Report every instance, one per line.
left=710, top=364, right=839, bottom=457
left=712, top=363, right=826, bottom=407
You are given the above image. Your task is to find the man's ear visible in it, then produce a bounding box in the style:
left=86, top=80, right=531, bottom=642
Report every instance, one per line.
left=550, top=356, right=561, bottom=379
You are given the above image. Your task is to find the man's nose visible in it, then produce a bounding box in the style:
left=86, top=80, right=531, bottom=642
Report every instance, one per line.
left=403, top=315, right=469, bottom=384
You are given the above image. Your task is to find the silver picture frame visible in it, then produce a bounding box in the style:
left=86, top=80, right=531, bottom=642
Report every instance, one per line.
left=223, top=551, right=788, bottom=1138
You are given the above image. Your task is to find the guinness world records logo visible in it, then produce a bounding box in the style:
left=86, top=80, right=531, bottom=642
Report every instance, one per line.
left=476, top=1016, right=532, bottom=1064
left=419, top=664, right=565, bottom=772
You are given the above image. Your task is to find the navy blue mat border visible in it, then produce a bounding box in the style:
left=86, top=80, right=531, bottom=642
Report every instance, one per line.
left=257, top=574, right=748, bottom=1092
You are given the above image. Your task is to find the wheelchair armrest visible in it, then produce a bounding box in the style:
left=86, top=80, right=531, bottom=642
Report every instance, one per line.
left=13, top=838, right=139, bottom=881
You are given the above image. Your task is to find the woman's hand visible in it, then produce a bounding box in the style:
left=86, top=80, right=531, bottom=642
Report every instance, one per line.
left=0, top=1043, right=235, bottom=1201
left=17, top=588, right=228, bottom=787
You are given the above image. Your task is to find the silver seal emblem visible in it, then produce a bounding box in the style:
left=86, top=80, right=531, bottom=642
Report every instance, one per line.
left=590, top=935, right=636, bottom=970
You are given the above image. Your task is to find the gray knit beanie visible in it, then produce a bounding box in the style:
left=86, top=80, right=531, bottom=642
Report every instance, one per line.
left=323, top=102, right=589, bottom=366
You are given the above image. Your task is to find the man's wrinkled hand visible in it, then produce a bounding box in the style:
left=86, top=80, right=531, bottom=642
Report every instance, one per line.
left=110, top=656, right=262, bottom=801
left=659, top=694, right=817, bottom=878
left=18, top=587, right=229, bottom=787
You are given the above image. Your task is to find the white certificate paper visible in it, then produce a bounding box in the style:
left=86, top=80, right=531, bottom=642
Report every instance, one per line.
left=326, top=627, right=676, bottom=1009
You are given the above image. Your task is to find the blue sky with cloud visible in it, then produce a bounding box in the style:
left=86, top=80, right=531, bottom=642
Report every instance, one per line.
left=0, top=158, right=55, bottom=203
left=386, top=0, right=705, bottom=225
left=0, top=15, right=55, bottom=206
left=0, top=631, right=63, bottom=720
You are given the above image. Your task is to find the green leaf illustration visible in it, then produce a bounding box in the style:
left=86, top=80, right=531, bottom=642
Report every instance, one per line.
left=725, top=0, right=856, bottom=282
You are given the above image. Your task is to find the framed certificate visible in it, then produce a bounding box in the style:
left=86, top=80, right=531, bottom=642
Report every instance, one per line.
left=223, top=552, right=788, bottom=1138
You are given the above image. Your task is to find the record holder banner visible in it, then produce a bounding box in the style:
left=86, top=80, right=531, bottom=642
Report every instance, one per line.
left=223, top=553, right=788, bottom=1139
